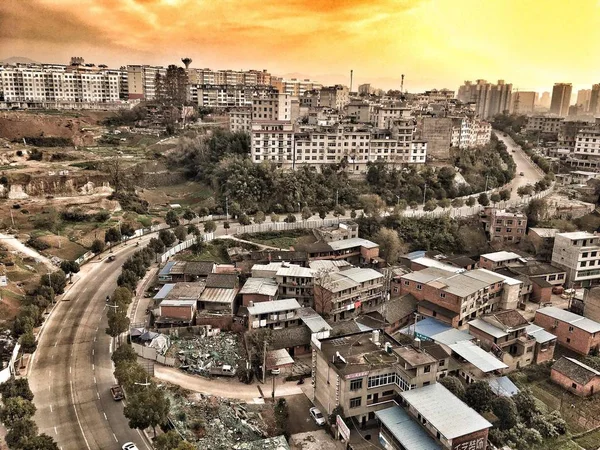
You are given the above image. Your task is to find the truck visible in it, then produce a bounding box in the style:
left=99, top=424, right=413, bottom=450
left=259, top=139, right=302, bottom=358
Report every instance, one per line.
left=110, top=385, right=125, bottom=401
left=209, top=364, right=236, bottom=377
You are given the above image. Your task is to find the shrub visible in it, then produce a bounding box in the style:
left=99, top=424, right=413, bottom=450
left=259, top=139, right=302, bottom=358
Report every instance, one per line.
left=26, top=238, right=50, bottom=251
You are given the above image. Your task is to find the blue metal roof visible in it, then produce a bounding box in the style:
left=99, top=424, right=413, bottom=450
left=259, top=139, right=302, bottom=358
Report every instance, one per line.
left=405, top=250, right=427, bottom=261
left=154, top=283, right=175, bottom=300
left=159, top=261, right=176, bottom=276
left=376, top=405, right=441, bottom=450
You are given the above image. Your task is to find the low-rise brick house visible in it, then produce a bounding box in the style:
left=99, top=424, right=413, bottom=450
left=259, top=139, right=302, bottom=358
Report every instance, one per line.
left=480, top=208, right=527, bottom=243
left=468, top=310, right=538, bottom=371
left=295, top=237, right=380, bottom=266
left=400, top=267, right=520, bottom=328
left=551, top=356, right=600, bottom=397
left=479, top=251, right=523, bottom=270
left=239, top=277, right=279, bottom=306
left=525, top=324, right=558, bottom=364
left=534, top=306, right=600, bottom=355
left=528, top=228, right=559, bottom=261
left=246, top=298, right=301, bottom=330
left=155, top=282, right=205, bottom=327
left=158, top=261, right=215, bottom=283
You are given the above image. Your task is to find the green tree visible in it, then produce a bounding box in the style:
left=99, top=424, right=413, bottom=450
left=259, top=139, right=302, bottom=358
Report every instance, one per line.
left=223, top=221, right=230, bottom=233
left=525, top=198, right=548, bottom=227
left=423, top=200, right=437, bottom=211
left=333, top=205, right=346, bottom=218
left=105, top=227, right=122, bottom=246
left=360, top=194, right=385, bottom=217
left=466, top=197, right=476, bottom=207
left=174, top=442, right=196, bottom=450
left=182, top=209, right=195, bottom=223
left=439, top=376, right=465, bottom=400
left=21, top=433, right=59, bottom=450
left=438, top=198, right=451, bottom=209
left=0, top=377, right=34, bottom=401
left=254, top=211, right=266, bottom=224
left=124, top=385, right=170, bottom=436
left=517, top=185, right=534, bottom=198
left=451, top=198, right=465, bottom=208
left=350, top=209, right=357, bottom=219
left=270, top=213, right=280, bottom=223
left=59, top=260, right=80, bottom=275
left=117, top=269, right=139, bottom=294
left=490, top=193, right=501, bottom=204
left=0, top=397, right=37, bottom=428
left=318, top=208, right=328, bottom=220
left=19, top=331, right=37, bottom=353
left=113, top=361, right=149, bottom=388
left=477, top=192, right=490, bottom=206
left=173, top=225, right=187, bottom=242
left=158, top=230, right=176, bottom=247
left=40, top=271, right=67, bottom=295
left=187, top=224, right=199, bottom=235
left=5, top=418, right=38, bottom=449
left=90, top=239, right=105, bottom=254
left=165, top=210, right=180, bottom=227
left=513, top=388, right=541, bottom=425
left=154, top=430, right=182, bottom=450
left=106, top=307, right=130, bottom=339
left=111, top=344, right=138, bottom=366
left=499, top=189, right=511, bottom=201
left=464, top=381, right=494, bottom=413
left=238, top=213, right=252, bottom=226
left=203, top=220, right=216, bottom=233
left=120, top=222, right=136, bottom=238
left=301, top=206, right=312, bottom=221
left=148, top=237, right=166, bottom=255
left=284, top=214, right=296, bottom=223
left=373, top=227, right=404, bottom=264
left=492, top=397, right=518, bottom=430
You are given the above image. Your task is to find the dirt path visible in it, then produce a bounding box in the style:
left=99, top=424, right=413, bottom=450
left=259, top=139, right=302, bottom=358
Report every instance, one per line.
left=154, top=365, right=303, bottom=400
left=0, top=233, right=56, bottom=270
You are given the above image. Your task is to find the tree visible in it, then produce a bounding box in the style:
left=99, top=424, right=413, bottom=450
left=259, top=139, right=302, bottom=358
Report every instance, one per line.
left=0, top=377, right=34, bottom=401
left=499, top=189, right=511, bottom=201
left=318, top=208, right=328, bottom=220
left=124, top=385, right=170, bottom=436
left=466, top=197, right=476, bottom=207
left=106, top=307, right=130, bottom=339
left=513, top=388, right=541, bottom=425
left=254, top=211, right=266, bottom=224
left=203, top=220, right=216, bottom=233
left=117, top=269, right=139, bottom=293
left=59, top=260, right=80, bottom=275
left=438, top=198, right=451, bottom=209
left=120, top=222, right=136, bottom=238
left=5, top=418, right=38, bottom=449
left=301, top=206, right=312, bottom=221
left=451, top=198, right=464, bottom=208
left=525, top=198, right=548, bottom=227
left=192, top=234, right=205, bottom=254
left=477, top=192, right=490, bottom=206
left=158, top=230, right=176, bottom=247
left=490, top=193, right=501, bottom=204
left=90, top=239, right=105, bottom=254
left=333, top=205, right=346, bottom=218
left=187, top=224, right=199, bottom=236
left=373, top=228, right=403, bottom=264
left=19, top=331, right=37, bottom=353
left=165, top=210, right=180, bottom=228
left=173, top=225, right=187, bottom=242
left=517, top=185, right=534, bottom=198
left=21, top=434, right=59, bottom=450
left=464, top=381, right=494, bottom=413
left=0, top=397, right=37, bottom=428
left=154, top=430, right=182, bottom=450
left=113, top=361, right=149, bottom=389
left=105, top=227, right=122, bottom=246
left=223, top=221, right=230, bottom=233
left=174, top=442, right=196, bottom=450
left=423, top=200, right=437, bottom=211
left=492, top=397, right=518, bottom=430
left=148, top=237, right=165, bottom=255
left=439, top=376, right=465, bottom=400
left=360, top=194, right=385, bottom=217
left=350, top=209, right=357, bottom=219
left=238, top=213, right=252, bottom=226
left=270, top=213, right=280, bottom=223
left=284, top=214, right=296, bottom=223
left=40, top=270, right=67, bottom=295
left=182, top=209, right=195, bottom=223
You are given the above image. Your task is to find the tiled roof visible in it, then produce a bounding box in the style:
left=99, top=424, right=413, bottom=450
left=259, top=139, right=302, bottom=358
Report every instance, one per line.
left=552, top=357, right=600, bottom=385
left=205, top=273, right=238, bottom=289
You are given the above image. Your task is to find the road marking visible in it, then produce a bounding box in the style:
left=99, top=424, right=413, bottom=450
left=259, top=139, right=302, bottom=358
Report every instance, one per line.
left=59, top=328, right=63, bottom=334
left=97, top=392, right=100, bottom=400
left=54, top=426, right=57, bottom=435
left=69, top=366, right=72, bottom=374
left=92, top=349, right=94, bottom=356
left=103, top=412, right=108, bottom=421
left=113, top=433, right=118, bottom=442
left=94, top=377, right=97, bottom=384
left=50, top=404, right=53, bottom=412
left=54, top=342, right=57, bottom=347
left=94, top=336, right=96, bottom=342
left=109, top=340, right=113, bottom=354
left=69, top=381, right=91, bottom=450
left=92, top=364, right=95, bottom=371
left=48, top=370, right=51, bottom=377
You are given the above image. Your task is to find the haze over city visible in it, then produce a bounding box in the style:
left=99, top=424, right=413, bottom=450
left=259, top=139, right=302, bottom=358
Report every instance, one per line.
left=2, top=0, right=600, bottom=92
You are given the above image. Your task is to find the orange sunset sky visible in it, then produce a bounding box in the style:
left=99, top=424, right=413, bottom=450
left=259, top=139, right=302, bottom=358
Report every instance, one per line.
left=1, top=0, right=599, bottom=92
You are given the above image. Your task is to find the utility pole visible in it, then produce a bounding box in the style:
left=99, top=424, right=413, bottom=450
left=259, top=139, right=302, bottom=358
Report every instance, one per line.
left=485, top=174, right=489, bottom=192
left=225, top=196, right=229, bottom=222
left=10, top=209, right=15, bottom=228
left=422, top=182, right=427, bottom=206
left=335, top=189, right=339, bottom=207
left=262, top=340, right=267, bottom=384
left=272, top=375, right=276, bottom=400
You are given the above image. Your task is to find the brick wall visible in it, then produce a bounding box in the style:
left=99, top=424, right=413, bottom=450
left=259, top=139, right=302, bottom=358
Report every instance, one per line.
left=551, top=369, right=600, bottom=397
left=160, top=305, right=193, bottom=320
left=242, top=293, right=272, bottom=307
left=451, top=428, right=489, bottom=450
left=534, top=312, right=600, bottom=355
left=534, top=341, right=556, bottom=364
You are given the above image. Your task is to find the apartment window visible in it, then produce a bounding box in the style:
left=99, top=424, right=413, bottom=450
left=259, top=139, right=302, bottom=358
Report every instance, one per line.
left=592, top=252, right=597, bottom=257
left=424, top=365, right=431, bottom=373
left=404, top=281, right=410, bottom=286
left=350, top=379, right=363, bottom=391
left=349, top=397, right=362, bottom=408
left=495, top=227, right=501, bottom=233
left=567, top=337, right=571, bottom=344
left=439, top=359, right=445, bottom=367
left=569, top=326, right=574, bottom=333
left=440, top=293, right=446, bottom=298
left=581, top=261, right=587, bottom=268
left=583, top=252, right=589, bottom=258
left=558, top=274, right=565, bottom=280
left=382, top=390, right=394, bottom=397
left=416, top=284, right=422, bottom=291
left=506, top=228, right=512, bottom=233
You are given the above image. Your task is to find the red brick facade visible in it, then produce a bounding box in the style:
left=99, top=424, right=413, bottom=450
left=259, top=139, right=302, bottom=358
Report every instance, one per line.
left=534, top=312, right=600, bottom=355
left=451, top=428, right=489, bottom=450
left=551, top=368, right=600, bottom=397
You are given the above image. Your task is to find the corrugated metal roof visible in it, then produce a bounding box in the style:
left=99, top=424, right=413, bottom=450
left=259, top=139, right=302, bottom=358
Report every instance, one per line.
left=449, top=341, right=508, bottom=373
left=375, top=406, right=441, bottom=450
left=276, top=266, right=314, bottom=278
left=474, top=268, right=521, bottom=286
left=401, top=318, right=473, bottom=345
left=159, top=261, right=176, bottom=276
left=536, top=306, right=600, bottom=333
left=400, top=384, right=492, bottom=440
left=154, top=283, right=175, bottom=300
left=410, top=257, right=464, bottom=273
left=160, top=299, right=196, bottom=307
left=468, top=318, right=508, bottom=339
left=328, top=272, right=360, bottom=293
left=308, top=260, right=351, bottom=271
left=525, top=324, right=557, bottom=344
left=199, top=287, right=237, bottom=304
left=247, top=298, right=301, bottom=315
left=480, top=251, right=521, bottom=262
left=328, top=237, right=379, bottom=250
left=239, top=278, right=279, bottom=296
left=488, top=376, right=520, bottom=397
left=339, top=267, right=383, bottom=283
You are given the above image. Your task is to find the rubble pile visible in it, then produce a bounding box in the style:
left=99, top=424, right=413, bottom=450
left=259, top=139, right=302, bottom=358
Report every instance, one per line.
left=169, top=331, right=243, bottom=376
left=168, top=391, right=272, bottom=449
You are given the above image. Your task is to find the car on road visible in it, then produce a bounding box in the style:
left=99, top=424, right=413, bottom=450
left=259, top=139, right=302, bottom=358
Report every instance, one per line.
left=122, top=443, right=139, bottom=450
left=110, top=385, right=124, bottom=401
left=107, top=255, right=116, bottom=262
left=309, top=407, right=326, bottom=426
left=519, top=172, right=524, bottom=176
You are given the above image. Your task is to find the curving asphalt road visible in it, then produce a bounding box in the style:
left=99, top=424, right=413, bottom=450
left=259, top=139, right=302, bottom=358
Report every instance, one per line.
left=29, top=239, right=154, bottom=450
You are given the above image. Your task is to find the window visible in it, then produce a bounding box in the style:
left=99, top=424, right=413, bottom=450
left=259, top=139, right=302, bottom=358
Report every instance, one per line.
left=349, top=397, right=361, bottom=408
left=440, top=293, right=446, bottom=298
left=350, top=379, right=363, bottom=391
left=439, top=359, right=445, bottom=367
left=382, top=390, right=394, bottom=397
left=572, top=383, right=577, bottom=389
left=424, top=365, right=431, bottom=373
left=567, top=337, right=571, bottom=343
left=404, top=281, right=410, bottom=286
left=569, top=326, right=574, bottom=333
left=416, top=284, right=422, bottom=290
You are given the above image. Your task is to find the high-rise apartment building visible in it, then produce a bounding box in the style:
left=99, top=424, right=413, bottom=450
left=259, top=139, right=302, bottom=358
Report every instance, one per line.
left=510, top=91, right=537, bottom=114
left=550, top=83, right=572, bottom=117
left=538, top=91, right=551, bottom=109
left=319, top=85, right=350, bottom=110
left=457, top=79, right=512, bottom=119
left=577, top=89, right=592, bottom=111
left=590, top=84, right=600, bottom=116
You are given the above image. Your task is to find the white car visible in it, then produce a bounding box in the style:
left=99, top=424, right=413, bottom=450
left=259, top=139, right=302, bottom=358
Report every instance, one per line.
left=122, top=443, right=139, bottom=450
left=309, top=407, right=326, bottom=426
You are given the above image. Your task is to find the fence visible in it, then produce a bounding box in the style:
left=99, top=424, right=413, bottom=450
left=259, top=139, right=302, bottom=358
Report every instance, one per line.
left=0, top=343, right=21, bottom=384
left=131, top=342, right=176, bottom=366
left=159, top=232, right=214, bottom=263
left=234, top=218, right=340, bottom=235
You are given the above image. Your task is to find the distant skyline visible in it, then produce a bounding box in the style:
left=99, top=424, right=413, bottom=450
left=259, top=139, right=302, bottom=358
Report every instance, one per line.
left=1, top=0, right=599, bottom=92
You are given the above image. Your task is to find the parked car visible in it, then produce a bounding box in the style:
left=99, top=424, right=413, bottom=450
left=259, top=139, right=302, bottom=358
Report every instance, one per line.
left=209, top=364, right=236, bottom=377
left=110, top=385, right=124, bottom=401
left=122, top=443, right=139, bottom=450
left=519, top=172, right=524, bottom=176
left=309, top=407, right=326, bottom=426
left=107, top=255, right=116, bottom=262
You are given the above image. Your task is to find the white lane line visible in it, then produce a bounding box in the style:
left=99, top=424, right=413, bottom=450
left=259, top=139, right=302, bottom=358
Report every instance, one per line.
left=92, top=349, right=94, bottom=356
left=54, top=342, right=57, bottom=347
left=54, top=426, right=57, bottom=435
left=69, top=366, right=72, bottom=374
left=113, top=433, right=118, bottom=443
left=48, top=370, right=51, bottom=377
left=138, top=429, right=153, bottom=450
left=92, top=364, right=95, bottom=371
left=94, top=336, right=96, bottom=342
left=69, top=381, right=91, bottom=450
left=103, top=412, right=108, bottom=421
left=97, top=392, right=100, bottom=400
left=94, top=377, right=97, bottom=384
left=59, top=328, right=63, bottom=334
left=50, top=404, right=53, bottom=412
